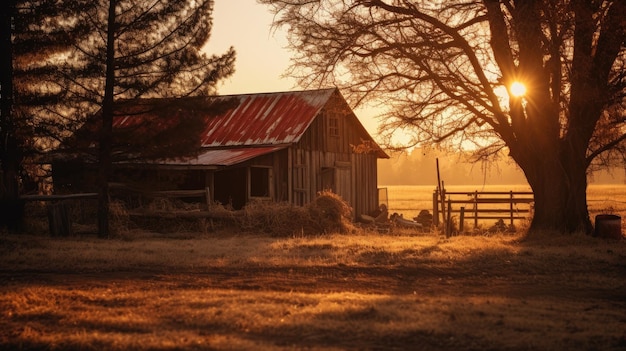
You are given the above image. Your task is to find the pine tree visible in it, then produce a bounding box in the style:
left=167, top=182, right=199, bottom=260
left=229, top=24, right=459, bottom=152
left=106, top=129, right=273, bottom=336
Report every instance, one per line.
left=58, top=0, right=235, bottom=237
left=1, top=0, right=90, bottom=231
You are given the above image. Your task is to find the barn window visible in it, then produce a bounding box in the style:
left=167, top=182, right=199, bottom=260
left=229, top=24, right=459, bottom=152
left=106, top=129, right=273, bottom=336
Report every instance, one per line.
left=328, top=117, right=339, bottom=137
left=249, top=166, right=272, bottom=199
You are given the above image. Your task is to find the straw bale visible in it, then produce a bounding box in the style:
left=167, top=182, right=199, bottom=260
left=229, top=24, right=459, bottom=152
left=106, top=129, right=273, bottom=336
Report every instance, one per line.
left=307, top=190, right=353, bottom=234
left=238, top=201, right=312, bottom=237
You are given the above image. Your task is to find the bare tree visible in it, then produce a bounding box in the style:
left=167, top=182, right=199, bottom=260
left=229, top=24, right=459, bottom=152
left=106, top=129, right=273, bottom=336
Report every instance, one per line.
left=260, top=0, right=626, bottom=235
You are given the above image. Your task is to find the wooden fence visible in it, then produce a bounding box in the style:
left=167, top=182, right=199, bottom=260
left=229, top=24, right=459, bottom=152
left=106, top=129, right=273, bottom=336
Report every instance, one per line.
left=21, top=193, right=99, bottom=237
left=108, top=182, right=210, bottom=205
left=433, top=189, right=534, bottom=233
left=20, top=184, right=223, bottom=237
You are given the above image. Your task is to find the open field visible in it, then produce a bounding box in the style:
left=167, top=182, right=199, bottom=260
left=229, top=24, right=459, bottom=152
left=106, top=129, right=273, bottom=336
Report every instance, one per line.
left=382, top=184, right=626, bottom=227
left=1, top=228, right=625, bottom=350
left=2, top=184, right=625, bottom=350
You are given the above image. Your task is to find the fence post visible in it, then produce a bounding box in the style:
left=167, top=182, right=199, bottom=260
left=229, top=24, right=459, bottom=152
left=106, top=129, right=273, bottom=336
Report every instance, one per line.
left=459, top=206, right=465, bottom=233
left=432, top=190, right=439, bottom=227
left=474, top=190, right=478, bottom=228
left=48, top=201, right=72, bottom=237
left=510, top=190, right=514, bottom=226
left=446, top=199, right=452, bottom=237
left=205, top=187, right=212, bottom=210
left=440, top=182, right=447, bottom=233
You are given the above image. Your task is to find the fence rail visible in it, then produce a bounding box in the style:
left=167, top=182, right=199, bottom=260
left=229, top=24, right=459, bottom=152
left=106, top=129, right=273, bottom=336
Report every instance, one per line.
left=20, top=184, right=214, bottom=237
left=433, top=190, right=534, bottom=233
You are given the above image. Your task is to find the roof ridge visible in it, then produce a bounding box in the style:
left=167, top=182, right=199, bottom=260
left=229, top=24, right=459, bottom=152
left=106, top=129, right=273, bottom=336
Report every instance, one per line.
left=115, top=88, right=338, bottom=103
left=214, top=87, right=337, bottom=98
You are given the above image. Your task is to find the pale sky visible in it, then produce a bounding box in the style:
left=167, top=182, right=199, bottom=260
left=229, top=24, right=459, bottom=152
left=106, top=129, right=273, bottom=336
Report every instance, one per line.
left=203, top=0, right=381, bottom=136
left=204, top=0, right=296, bottom=95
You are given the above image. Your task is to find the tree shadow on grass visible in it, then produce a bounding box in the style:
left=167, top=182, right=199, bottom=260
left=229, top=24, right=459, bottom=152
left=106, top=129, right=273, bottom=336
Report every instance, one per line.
left=1, top=235, right=625, bottom=350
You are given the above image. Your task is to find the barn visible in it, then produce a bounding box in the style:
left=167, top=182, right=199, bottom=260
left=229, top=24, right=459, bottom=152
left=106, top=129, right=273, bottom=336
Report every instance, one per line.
left=52, top=88, right=389, bottom=219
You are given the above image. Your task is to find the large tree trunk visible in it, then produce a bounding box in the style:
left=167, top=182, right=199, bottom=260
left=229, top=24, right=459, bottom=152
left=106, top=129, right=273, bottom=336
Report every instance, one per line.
left=97, top=0, right=117, bottom=239
left=517, top=147, right=593, bottom=235
left=0, top=0, right=23, bottom=232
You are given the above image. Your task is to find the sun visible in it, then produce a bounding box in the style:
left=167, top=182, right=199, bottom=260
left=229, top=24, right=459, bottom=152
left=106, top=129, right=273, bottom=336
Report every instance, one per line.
left=510, top=81, right=527, bottom=97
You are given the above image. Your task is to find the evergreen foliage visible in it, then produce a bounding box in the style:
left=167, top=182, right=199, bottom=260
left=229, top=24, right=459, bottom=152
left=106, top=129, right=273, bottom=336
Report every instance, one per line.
left=1, top=0, right=236, bottom=234
left=56, top=0, right=236, bottom=140
left=1, top=0, right=90, bottom=230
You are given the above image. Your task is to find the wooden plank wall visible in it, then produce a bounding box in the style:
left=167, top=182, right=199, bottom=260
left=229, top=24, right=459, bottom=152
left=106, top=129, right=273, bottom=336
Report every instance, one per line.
left=288, top=147, right=379, bottom=219
left=351, top=153, right=379, bottom=217
left=289, top=93, right=382, bottom=219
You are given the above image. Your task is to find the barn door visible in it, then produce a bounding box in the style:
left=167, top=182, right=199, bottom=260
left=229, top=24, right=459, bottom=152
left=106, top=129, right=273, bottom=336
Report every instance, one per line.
left=334, top=165, right=352, bottom=205
left=321, top=167, right=334, bottom=191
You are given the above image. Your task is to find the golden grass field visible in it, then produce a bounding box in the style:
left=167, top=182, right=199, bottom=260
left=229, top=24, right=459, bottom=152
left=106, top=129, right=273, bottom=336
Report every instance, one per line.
left=382, top=184, right=626, bottom=227
left=0, top=185, right=625, bottom=350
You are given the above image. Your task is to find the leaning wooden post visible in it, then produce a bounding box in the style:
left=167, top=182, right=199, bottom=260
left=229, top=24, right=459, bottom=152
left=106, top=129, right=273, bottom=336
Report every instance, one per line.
left=436, top=158, right=446, bottom=232
left=432, top=190, right=439, bottom=227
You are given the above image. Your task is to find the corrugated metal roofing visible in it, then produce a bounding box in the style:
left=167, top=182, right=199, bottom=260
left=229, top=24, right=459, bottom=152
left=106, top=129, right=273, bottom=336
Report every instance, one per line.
left=91, top=88, right=388, bottom=165
left=199, top=89, right=335, bottom=147
left=108, top=88, right=336, bottom=148
left=155, top=146, right=286, bottom=167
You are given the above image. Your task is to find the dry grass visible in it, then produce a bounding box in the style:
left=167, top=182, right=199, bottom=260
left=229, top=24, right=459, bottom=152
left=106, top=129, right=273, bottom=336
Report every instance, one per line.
left=22, top=185, right=626, bottom=238
left=1, top=229, right=625, bottom=351
left=22, top=191, right=355, bottom=238
left=238, top=191, right=354, bottom=237
left=5, top=186, right=626, bottom=350
left=238, top=201, right=312, bottom=237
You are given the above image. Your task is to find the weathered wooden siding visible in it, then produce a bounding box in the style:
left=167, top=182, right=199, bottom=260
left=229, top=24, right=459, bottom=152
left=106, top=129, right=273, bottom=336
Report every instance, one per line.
left=288, top=90, right=382, bottom=218
left=351, top=153, right=380, bottom=217
left=287, top=147, right=379, bottom=218
left=52, top=89, right=384, bottom=220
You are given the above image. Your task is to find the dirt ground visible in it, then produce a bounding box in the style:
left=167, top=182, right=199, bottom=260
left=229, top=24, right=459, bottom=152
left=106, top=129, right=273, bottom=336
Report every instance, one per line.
left=1, top=231, right=625, bottom=350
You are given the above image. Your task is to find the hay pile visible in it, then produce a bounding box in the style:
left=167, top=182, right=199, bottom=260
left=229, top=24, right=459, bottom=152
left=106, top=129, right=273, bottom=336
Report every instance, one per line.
left=307, top=190, right=353, bottom=234
left=238, top=201, right=311, bottom=237
left=56, top=191, right=354, bottom=237
left=239, top=190, right=353, bottom=237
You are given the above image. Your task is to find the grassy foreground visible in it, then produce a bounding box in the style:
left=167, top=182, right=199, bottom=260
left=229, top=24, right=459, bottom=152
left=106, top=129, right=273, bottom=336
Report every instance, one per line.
left=1, top=229, right=625, bottom=350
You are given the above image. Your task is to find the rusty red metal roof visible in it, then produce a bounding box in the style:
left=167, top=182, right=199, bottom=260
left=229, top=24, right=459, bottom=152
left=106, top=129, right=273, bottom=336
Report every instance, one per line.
left=154, top=146, right=286, bottom=167
left=199, top=89, right=335, bottom=147
left=62, top=88, right=388, bottom=166
left=107, top=88, right=336, bottom=148
left=48, top=88, right=389, bottom=166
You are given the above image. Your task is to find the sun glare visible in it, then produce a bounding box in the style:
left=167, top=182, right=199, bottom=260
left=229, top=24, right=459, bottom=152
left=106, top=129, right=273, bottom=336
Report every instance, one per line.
left=510, top=81, right=527, bottom=97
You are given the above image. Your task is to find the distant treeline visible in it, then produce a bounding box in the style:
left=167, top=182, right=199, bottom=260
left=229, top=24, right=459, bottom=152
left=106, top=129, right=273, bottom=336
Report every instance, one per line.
left=378, top=148, right=625, bottom=186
